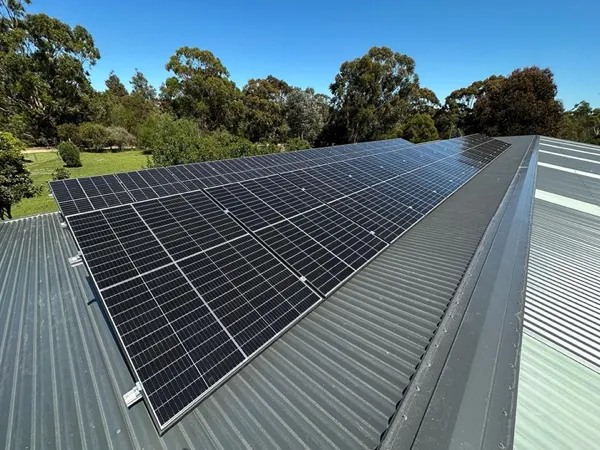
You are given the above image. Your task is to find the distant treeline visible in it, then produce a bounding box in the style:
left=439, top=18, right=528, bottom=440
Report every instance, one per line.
left=1, top=0, right=599, bottom=168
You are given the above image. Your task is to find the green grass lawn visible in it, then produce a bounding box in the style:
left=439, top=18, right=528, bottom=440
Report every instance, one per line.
left=13, top=150, right=148, bottom=219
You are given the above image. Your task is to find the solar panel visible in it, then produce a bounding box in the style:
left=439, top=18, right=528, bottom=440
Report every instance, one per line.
left=255, top=206, right=387, bottom=295
left=54, top=135, right=513, bottom=433
left=207, top=174, right=323, bottom=231
left=67, top=192, right=321, bottom=431
left=50, top=138, right=413, bottom=215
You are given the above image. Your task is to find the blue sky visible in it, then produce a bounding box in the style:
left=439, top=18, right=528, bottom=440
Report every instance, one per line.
left=31, top=0, right=599, bottom=109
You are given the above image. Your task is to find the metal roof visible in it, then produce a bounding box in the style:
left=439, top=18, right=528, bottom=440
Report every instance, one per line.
left=523, top=136, right=600, bottom=371
left=515, top=334, right=600, bottom=450
left=0, top=138, right=531, bottom=449
left=381, top=135, right=537, bottom=450
left=515, top=136, right=600, bottom=448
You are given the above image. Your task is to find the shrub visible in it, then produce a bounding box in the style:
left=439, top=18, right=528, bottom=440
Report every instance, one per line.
left=57, top=141, right=82, bottom=167
left=107, top=126, right=136, bottom=151
left=198, top=130, right=255, bottom=161
left=51, top=167, right=71, bottom=180
left=0, top=131, right=26, bottom=153
left=77, top=122, right=109, bottom=151
left=57, top=123, right=78, bottom=143
left=285, top=137, right=311, bottom=151
left=139, top=113, right=202, bottom=166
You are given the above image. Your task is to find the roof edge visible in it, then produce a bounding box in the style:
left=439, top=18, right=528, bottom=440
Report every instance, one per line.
left=380, top=136, right=539, bottom=449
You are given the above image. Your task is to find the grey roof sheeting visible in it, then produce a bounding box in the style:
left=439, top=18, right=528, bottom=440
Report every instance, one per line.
left=1, top=138, right=528, bottom=449
left=523, top=136, right=600, bottom=372
left=514, top=136, right=600, bottom=449
left=381, top=135, right=536, bottom=450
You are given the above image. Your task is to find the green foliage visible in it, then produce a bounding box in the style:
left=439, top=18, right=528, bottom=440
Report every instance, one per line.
left=0, top=1, right=100, bottom=143
left=130, top=69, right=156, bottom=100
left=57, top=123, right=78, bottom=142
left=161, top=47, right=243, bottom=132
left=1, top=2, right=595, bottom=158
left=90, top=70, right=157, bottom=135
left=196, top=131, right=256, bottom=161
left=401, top=113, right=439, bottom=143
left=0, top=131, right=26, bottom=153
left=558, top=101, right=600, bottom=144
left=107, top=126, right=136, bottom=150
left=324, top=46, right=419, bottom=144
left=410, top=87, right=441, bottom=116
left=472, top=67, right=564, bottom=136
left=105, top=70, right=128, bottom=97
left=51, top=167, right=70, bottom=180
left=0, top=131, right=42, bottom=219
left=285, top=88, right=329, bottom=144
left=140, top=113, right=278, bottom=167
left=241, top=76, right=291, bottom=142
left=435, top=75, right=505, bottom=138
left=285, top=137, right=311, bottom=151
left=77, top=122, right=109, bottom=150
left=139, top=113, right=202, bottom=166
left=57, top=141, right=82, bottom=167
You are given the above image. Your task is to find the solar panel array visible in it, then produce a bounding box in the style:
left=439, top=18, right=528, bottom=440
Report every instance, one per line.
left=51, top=134, right=511, bottom=432
left=50, top=138, right=412, bottom=215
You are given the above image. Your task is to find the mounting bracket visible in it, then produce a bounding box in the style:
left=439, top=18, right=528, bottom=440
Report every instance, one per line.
left=123, top=381, right=143, bottom=408
left=68, top=252, right=83, bottom=268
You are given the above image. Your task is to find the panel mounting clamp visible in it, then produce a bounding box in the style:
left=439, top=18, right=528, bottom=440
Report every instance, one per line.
left=68, top=253, right=83, bottom=268
left=123, top=381, right=143, bottom=408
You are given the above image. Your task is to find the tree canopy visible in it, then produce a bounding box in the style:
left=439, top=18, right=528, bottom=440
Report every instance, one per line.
left=0, top=0, right=100, bottom=142
left=323, top=47, right=420, bottom=144
left=160, top=46, right=242, bottom=132
left=241, top=76, right=291, bottom=142
left=0, top=131, right=42, bottom=219
left=472, top=67, right=564, bottom=136
left=0, top=0, right=596, bottom=169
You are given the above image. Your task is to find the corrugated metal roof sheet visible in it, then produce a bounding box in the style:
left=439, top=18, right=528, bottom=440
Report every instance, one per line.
left=514, top=334, right=600, bottom=449
left=524, top=200, right=600, bottom=370
left=515, top=136, right=600, bottom=449
left=0, top=140, right=526, bottom=449
left=523, top=137, right=600, bottom=371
